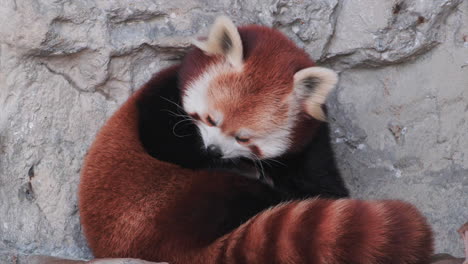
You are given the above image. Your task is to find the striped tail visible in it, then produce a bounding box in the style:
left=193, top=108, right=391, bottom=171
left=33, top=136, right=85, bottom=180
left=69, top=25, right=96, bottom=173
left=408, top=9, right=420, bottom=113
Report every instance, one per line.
left=202, top=199, right=433, bottom=264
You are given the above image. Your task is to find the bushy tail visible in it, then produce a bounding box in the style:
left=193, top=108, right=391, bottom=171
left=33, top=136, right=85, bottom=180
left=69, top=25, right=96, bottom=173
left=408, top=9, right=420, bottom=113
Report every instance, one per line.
left=200, top=198, right=433, bottom=264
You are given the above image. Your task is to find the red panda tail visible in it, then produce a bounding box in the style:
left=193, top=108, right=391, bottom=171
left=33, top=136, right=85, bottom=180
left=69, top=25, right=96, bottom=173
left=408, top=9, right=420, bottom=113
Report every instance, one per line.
left=198, top=198, right=433, bottom=264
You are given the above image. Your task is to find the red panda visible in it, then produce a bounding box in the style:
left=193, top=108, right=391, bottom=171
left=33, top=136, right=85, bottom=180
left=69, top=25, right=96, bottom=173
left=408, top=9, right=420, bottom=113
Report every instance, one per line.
left=79, top=17, right=433, bottom=263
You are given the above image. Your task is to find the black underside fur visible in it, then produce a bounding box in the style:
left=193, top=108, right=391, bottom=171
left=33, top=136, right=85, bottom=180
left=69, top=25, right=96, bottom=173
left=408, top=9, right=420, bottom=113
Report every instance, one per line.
left=266, top=124, right=349, bottom=199
left=137, top=66, right=349, bottom=201
left=138, top=66, right=211, bottom=169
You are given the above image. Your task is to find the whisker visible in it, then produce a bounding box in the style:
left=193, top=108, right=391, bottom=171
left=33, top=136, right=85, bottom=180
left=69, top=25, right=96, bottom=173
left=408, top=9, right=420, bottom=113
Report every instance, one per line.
left=160, top=96, right=185, bottom=111
left=258, top=160, right=265, bottom=179
left=264, top=158, right=286, bottom=167
left=251, top=154, right=265, bottom=180
left=160, top=109, right=191, bottom=119
left=261, top=159, right=274, bottom=168
left=249, top=157, right=258, bottom=178
left=172, top=119, right=194, bottom=138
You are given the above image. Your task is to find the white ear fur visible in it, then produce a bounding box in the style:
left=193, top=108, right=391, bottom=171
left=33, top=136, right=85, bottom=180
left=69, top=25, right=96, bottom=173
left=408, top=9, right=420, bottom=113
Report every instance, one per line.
left=293, top=67, right=338, bottom=121
left=192, top=16, right=243, bottom=68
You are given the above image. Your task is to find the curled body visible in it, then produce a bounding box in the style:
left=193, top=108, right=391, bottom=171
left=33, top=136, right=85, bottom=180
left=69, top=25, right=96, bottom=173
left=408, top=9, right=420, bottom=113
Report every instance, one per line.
left=79, top=17, right=433, bottom=264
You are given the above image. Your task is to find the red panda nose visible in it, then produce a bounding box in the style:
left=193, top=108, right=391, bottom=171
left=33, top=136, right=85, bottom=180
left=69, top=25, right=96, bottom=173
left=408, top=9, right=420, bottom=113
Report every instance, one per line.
left=207, top=145, right=223, bottom=158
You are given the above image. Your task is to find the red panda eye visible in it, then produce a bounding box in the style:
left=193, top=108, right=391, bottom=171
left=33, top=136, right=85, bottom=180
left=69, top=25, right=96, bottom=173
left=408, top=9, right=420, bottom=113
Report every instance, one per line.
left=235, top=136, right=250, bottom=143
left=206, top=115, right=217, bottom=126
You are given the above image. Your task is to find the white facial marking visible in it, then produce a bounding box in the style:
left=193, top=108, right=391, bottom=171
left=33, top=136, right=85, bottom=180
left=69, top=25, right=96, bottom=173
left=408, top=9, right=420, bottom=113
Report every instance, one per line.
left=197, top=122, right=251, bottom=159
left=254, top=97, right=299, bottom=159
left=183, top=62, right=251, bottom=159
left=183, top=62, right=233, bottom=116
left=254, top=129, right=292, bottom=159
left=182, top=62, right=301, bottom=160
left=211, top=111, right=223, bottom=125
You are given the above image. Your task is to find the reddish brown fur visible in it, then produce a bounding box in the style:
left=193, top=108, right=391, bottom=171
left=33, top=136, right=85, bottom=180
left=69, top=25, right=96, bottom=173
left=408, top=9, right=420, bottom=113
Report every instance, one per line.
left=248, top=145, right=262, bottom=157
left=189, top=112, right=201, bottom=121
left=80, top=25, right=434, bottom=263
left=80, top=66, right=433, bottom=264
left=204, top=199, right=433, bottom=264
left=209, top=26, right=313, bottom=135
left=288, top=112, right=323, bottom=153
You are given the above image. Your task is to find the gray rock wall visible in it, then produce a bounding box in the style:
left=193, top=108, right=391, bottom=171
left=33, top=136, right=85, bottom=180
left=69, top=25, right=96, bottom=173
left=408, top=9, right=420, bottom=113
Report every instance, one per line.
left=0, top=0, right=467, bottom=260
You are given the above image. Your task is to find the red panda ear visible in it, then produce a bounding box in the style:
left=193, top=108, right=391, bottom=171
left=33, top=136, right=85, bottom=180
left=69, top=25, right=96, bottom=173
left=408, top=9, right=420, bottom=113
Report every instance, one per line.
left=193, top=16, right=243, bottom=68
left=293, top=67, right=338, bottom=121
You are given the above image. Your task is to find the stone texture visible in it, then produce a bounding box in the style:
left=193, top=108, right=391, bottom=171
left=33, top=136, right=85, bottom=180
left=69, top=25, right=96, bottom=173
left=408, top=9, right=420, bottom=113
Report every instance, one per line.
left=0, top=0, right=466, bottom=261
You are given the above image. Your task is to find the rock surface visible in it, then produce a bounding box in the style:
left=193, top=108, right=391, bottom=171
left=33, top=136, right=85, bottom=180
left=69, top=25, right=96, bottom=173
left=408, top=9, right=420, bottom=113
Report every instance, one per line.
left=0, top=254, right=166, bottom=264
left=0, top=0, right=467, bottom=260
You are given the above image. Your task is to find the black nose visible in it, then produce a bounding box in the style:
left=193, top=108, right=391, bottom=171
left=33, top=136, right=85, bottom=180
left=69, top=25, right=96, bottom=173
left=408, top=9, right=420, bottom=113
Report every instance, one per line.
left=207, top=144, right=223, bottom=158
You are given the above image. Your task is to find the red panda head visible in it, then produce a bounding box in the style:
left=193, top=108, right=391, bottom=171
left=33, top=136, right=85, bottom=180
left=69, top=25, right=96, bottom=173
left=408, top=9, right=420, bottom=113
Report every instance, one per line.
left=179, top=16, right=338, bottom=160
